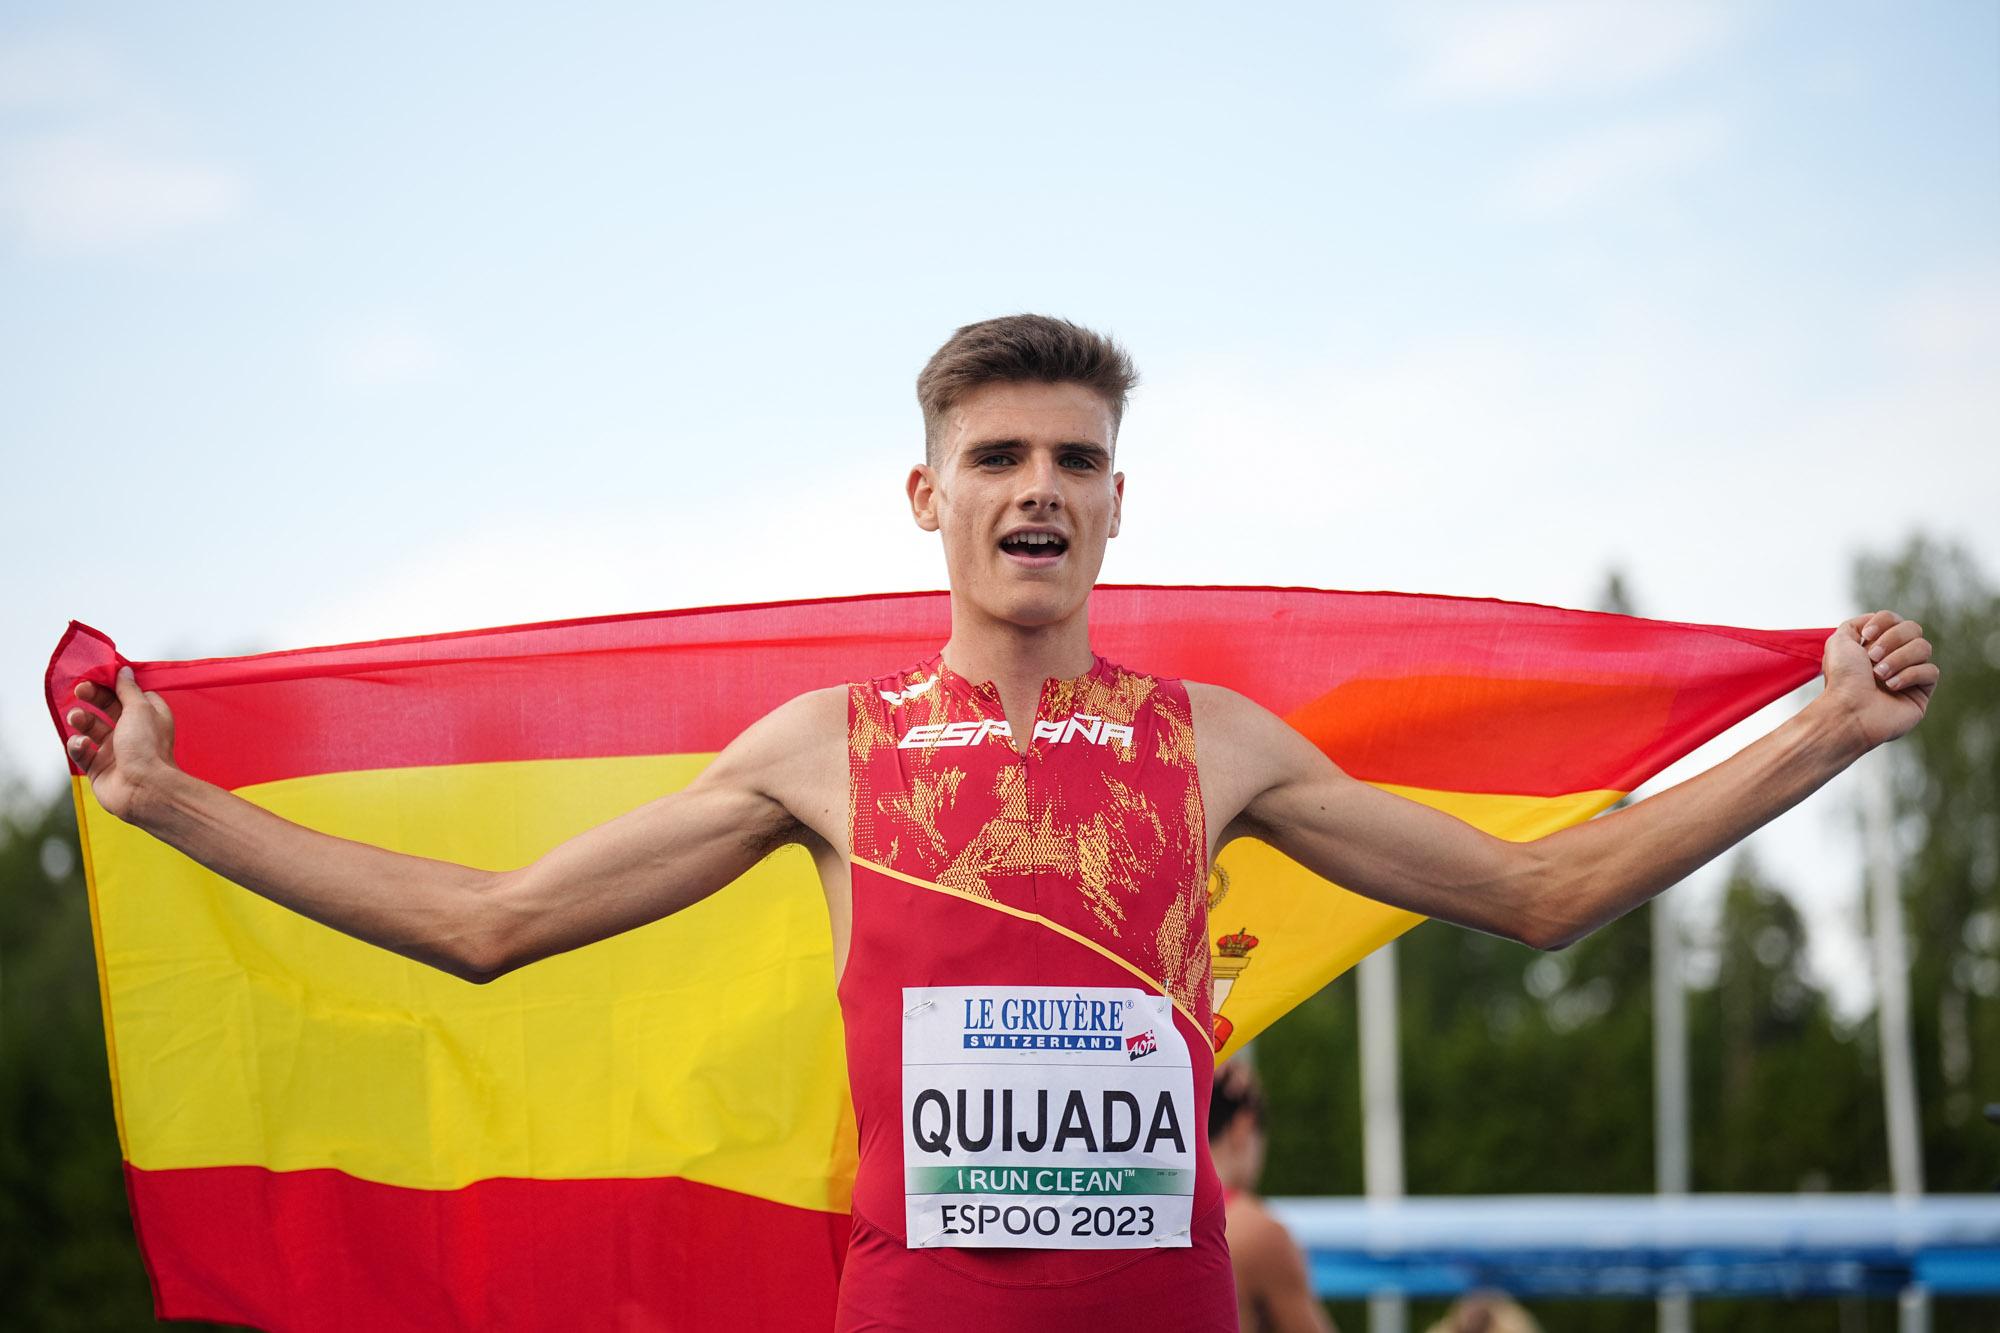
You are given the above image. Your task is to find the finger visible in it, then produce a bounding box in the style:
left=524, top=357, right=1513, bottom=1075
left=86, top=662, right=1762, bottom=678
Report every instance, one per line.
left=1859, top=610, right=1899, bottom=644
left=113, top=665, right=148, bottom=712
left=66, top=733, right=98, bottom=767
left=1866, top=620, right=1921, bottom=663
left=1874, top=639, right=1932, bottom=680
left=75, top=678, right=124, bottom=723
left=1884, top=661, right=1939, bottom=692
left=66, top=707, right=110, bottom=743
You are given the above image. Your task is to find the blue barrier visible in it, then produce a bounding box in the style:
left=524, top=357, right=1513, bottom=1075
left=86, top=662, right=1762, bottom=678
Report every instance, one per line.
left=1265, top=1195, right=2000, bottom=1298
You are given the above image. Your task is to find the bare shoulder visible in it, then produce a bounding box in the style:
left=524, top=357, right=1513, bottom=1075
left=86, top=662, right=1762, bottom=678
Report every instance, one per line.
left=1184, top=681, right=1309, bottom=744
left=701, top=685, right=844, bottom=762
left=695, top=685, right=849, bottom=848
left=1183, top=679, right=1257, bottom=721
left=757, top=684, right=849, bottom=736
left=1216, top=1184, right=1312, bottom=1280
left=1225, top=1192, right=1293, bottom=1254
left=1185, top=681, right=1323, bottom=840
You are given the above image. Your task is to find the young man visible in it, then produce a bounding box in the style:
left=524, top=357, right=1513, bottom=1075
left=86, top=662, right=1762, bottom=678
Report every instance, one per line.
left=1210, top=1060, right=1338, bottom=1333
left=66, top=316, right=1938, bottom=1332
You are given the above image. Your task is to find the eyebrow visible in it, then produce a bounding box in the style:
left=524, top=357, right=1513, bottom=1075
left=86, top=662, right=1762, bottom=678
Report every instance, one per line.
left=963, top=438, right=1111, bottom=462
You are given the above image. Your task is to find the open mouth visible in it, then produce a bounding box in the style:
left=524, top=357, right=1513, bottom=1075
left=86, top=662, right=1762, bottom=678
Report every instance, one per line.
left=999, top=532, right=1068, bottom=562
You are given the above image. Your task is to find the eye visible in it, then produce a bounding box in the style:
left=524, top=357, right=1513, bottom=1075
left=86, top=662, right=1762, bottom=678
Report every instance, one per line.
left=976, top=451, right=1014, bottom=468
left=1060, top=452, right=1100, bottom=470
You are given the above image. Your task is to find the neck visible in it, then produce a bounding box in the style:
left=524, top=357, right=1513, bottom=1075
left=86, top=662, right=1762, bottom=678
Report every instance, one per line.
left=939, top=594, right=1095, bottom=751
left=1210, top=1118, right=1264, bottom=1192
left=1211, top=1138, right=1258, bottom=1193
left=938, top=594, right=1095, bottom=694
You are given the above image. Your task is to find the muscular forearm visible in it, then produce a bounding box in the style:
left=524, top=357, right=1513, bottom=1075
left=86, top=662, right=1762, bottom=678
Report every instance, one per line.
left=135, top=767, right=502, bottom=981
left=1222, top=612, right=1931, bottom=953
left=72, top=673, right=840, bottom=983
left=1527, top=698, right=1867, bottom=948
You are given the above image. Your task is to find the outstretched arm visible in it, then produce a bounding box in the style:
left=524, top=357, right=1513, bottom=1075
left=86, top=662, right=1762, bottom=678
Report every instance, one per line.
left=1197, top=610, right=1937, bottom=950
left=67, top=670, right=846, bottom=982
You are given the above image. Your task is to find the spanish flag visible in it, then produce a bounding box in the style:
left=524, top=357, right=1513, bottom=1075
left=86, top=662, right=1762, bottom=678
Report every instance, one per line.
left=45, top=588, right=1824, bottom=1331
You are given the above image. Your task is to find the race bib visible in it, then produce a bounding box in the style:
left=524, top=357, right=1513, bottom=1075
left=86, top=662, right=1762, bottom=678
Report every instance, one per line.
left=901, top=985, right=1196, bottom=1250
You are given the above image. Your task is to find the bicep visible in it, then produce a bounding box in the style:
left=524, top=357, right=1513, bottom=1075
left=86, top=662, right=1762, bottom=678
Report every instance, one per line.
left=1223, top=694, right=1547, bottom=943
left=485, top=690, right=837, bottom=972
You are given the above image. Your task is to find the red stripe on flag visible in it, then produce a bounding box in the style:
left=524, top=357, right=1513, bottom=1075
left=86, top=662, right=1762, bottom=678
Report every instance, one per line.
left=126, top=1163, right=847, bottom=1332
left=48, top=587, right=1825, bottom=797
left=1287, top=670, right=1753, bottom=797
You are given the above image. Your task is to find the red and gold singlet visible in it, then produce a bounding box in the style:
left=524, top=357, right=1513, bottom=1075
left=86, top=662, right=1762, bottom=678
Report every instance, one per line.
left=836, top=653, right=1236, bottom=1332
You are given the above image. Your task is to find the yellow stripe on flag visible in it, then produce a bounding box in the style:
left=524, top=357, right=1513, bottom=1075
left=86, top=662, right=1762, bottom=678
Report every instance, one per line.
left=84, top=751, right=1618, bottom=1191
left=1207, top=785, right=1622, bottom=1059
left=82, top=756, right=856, bottom=1210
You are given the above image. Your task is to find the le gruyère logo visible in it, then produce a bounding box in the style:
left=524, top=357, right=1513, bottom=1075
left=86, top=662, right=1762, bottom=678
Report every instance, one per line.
left=957, top=993, right=1129, bottom=1051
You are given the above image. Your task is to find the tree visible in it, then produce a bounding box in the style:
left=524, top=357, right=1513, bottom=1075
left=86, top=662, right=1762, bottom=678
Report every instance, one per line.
left=0, top=781, right=215, bottom=1329
left=1855, top=535, right=2000, bottom=1192
left=1687, top=853, right=1887, bottom=1194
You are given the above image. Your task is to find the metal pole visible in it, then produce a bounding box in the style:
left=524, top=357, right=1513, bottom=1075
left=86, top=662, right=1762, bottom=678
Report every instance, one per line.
left=1652, top=895, right=1691, bottom=1333
left=1358, top=941, right=1407, bottom=1333
left=1864, top=758, right=1928, bottom=1333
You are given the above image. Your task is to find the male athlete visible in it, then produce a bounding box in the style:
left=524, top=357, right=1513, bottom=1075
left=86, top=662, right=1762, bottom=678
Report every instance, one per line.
left=66, top=315, right=1939, bottom=1331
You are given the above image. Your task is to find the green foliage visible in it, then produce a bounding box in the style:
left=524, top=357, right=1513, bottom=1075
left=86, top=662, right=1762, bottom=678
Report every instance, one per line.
left=0, top=783, right=229, bottom=1329
left=1402, top=904, right=1657, bottom=1197
left=1258, top=968, right=1363, bottom=1196
left=1688, top=855, right=1889, bottom=1193
left=1857, top=535, right=2000, bottom=1191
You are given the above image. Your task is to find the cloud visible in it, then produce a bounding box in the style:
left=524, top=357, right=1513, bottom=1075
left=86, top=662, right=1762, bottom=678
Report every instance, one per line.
left=0, top=129, right=245, bottom=251
left=1767, top=268, right=2000, bottom=538
left=1881, top=264, right=2000, bottom=376
left=271, top=477, right=936, bottom=650
left=0, top=35, right=246, bottom=253
left=1108, top=331, right=1695, bottom=627
left=0, top=34, right=124, bottom=110
left=1497, top=109, right=1730, bottom=218
left=1399, top=1, right=1741, bottom=103
left=1121, top=277, right=1996, bottom=626
left=326, top=325, right=451, bottom=388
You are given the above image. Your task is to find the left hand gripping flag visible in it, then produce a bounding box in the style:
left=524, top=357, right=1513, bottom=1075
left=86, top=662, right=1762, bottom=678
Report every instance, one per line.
left=45, top=587, right=1826, bottom=1331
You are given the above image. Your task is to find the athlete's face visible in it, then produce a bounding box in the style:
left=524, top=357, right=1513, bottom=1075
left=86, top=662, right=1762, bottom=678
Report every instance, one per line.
left=907, top=381, right=1124, bottom=630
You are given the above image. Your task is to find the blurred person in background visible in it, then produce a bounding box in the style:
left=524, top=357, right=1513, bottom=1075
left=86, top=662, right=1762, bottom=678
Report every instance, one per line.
left=1212, top=1059, right=1338, bottom=1333
left=1424, top=1290, right=1541, bottom=1333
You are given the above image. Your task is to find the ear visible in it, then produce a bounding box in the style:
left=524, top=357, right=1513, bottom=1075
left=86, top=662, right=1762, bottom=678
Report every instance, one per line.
left=907, top=464, right=941, bottom=533
left=1108, top=469, right=1124, bottom=539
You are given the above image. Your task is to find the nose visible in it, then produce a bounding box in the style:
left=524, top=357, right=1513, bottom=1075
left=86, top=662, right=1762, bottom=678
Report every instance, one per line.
left=1015, top=452, right=1063, bottom=513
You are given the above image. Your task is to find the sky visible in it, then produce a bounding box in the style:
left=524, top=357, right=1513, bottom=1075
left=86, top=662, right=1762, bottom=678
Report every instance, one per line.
left=3, top=2, right=1996, bottom=1012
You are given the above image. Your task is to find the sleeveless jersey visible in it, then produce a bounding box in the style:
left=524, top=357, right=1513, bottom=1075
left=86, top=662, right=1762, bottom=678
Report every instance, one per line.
left=836, top=652, right=1236, bottom=1332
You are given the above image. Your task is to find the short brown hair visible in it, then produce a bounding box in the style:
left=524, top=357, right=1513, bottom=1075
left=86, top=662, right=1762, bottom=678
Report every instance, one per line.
left=916, top=314, right=1138, bottom=465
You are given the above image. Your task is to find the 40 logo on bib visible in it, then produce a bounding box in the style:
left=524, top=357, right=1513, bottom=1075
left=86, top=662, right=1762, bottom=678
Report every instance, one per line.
left=901, top=985, right=1195, bottom=1250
